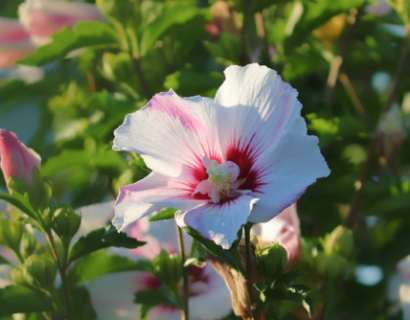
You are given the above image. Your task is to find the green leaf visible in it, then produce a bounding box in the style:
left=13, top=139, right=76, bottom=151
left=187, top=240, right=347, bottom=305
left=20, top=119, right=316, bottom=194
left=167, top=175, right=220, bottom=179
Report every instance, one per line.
left=0, top=192, right=38, bottom=220
left=185, top=227, right=239, bottom=270
left=19, top=21, right=119, bottom=66
left=275, top=270, right=307, bottom=287
left=149, top=208, right=177, bottom=221
left=134, top=287, right=182, bottom=318
left=70, top=286, right=97, bottom=320
left=204, top=33, right=241, bottom=66
left=67, top=250, right=151, bottom=285
left=285, top=0, right=364, bottom=51
left=251, top=0, right=292, bottom=13
left=184, top=237, right=207, bottom=268
left=141, top=4, right=207, bottom=56
left=264, top=283, right=314, bottom=317
left=69, top=225, right=145, bottom=262
left=0, top=286, right=52, bottom=317
left=164, top=70, right=224, bottom=97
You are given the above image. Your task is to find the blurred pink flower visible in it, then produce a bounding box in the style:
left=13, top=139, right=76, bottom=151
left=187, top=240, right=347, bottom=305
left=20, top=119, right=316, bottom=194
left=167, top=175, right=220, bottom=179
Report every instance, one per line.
left=79, top=203, right=232, bottom=320
left=0, top=129, right=41, bottom=186
left=253, top=204, right=301, bottom=261
left=19, top=0, right=105, bottom=45
left=365, top=0, right=391, bottom=16
left=113, top=64, right=330, bottom=249
left=0, top=18, right=35, bottom=71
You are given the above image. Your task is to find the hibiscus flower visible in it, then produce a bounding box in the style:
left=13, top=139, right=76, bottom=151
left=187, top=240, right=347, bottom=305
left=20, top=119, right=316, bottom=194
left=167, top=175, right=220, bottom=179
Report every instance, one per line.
left=113, top=64, right=330, bottom=249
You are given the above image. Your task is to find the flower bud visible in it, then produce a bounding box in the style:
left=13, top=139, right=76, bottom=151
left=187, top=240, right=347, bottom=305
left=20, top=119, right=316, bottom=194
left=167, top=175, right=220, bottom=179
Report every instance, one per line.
left=324, top=225, right=354, bottom=259
left=0, top=129, right=41, bottom=187
left=11, top=267, right=29, bottom=287
left=314, top=252, right=348, bottom=280
left=23, top=254, right=56, bottom=289
left=256, top=242, right=288, bottom=281
left=21, top=231, right=37, bottom=260
left=0, top=214, right=24, bottom=251
left=152, top=250, right=182, bottom=288
left=52, top=206, right=81, bottom=240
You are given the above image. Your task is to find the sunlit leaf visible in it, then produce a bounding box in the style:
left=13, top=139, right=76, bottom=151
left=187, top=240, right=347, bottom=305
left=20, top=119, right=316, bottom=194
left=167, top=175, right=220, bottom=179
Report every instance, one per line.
left=67, top=250, right=151, bottom=285
left=19, top=21, right=119, bottom=66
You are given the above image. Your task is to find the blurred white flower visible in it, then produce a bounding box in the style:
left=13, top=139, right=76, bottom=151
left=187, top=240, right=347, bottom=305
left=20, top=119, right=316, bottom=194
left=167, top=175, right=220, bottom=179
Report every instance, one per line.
left=80, top=202, right=232, bottom=320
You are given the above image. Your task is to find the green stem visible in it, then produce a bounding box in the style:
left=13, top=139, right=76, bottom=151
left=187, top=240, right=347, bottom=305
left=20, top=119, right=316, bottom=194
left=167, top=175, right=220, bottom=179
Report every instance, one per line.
left=176, top=225, right=189, bottom=320
left=46, top=231, right=72, bottom=320
left=244, top=223, right=258, bottom=320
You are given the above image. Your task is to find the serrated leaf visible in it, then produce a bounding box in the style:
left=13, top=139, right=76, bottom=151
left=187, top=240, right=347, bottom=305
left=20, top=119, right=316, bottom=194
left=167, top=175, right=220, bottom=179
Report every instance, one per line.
left=0, top=286, right=52, bottom=317
left=19, top=21, right=119, bottom=66
left=302, top=295, right=315, bottom=318
left=264, top=283, right=314, bottom=318
left=69, top=225, right=145, bottom=262
left=149, top=208, right=177, bottom=221
left=0, top=192, right=38, bottom=220
left=67, top=250, right=151, bottom=285
left=288, top=284, right=312, bottom=295
left=185, top=227, right=239, bottom=270
left=134, top=287, right=182, bottom=318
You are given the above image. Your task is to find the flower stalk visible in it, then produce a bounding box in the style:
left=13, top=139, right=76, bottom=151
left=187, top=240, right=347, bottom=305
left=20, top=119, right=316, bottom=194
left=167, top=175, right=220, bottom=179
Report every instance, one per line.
left=46, top=230, right=72, bottom=320
left=244, top=223, right=259, bottom=320
left=176, top=224, right=189, bottom=320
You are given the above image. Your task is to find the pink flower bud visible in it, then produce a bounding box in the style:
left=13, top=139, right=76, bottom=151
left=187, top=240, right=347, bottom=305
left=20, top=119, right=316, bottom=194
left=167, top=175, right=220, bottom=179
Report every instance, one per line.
left=0, top=129, right=41, bottom=186
left=253, top=204, right=301, bottom=261
left=19, top=0, right=105, bottom=44
left=0, top=18, right=34, bottom=71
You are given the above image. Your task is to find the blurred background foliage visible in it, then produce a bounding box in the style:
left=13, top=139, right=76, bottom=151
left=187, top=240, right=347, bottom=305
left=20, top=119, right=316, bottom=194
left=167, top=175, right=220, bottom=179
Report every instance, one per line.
left=1, top=0, right=410, bottom=319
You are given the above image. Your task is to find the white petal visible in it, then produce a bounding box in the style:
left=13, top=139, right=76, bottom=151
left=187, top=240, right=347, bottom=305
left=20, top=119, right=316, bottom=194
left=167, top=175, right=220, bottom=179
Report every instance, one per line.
left=86, top=271, right=142, bottom=320
left=179, top=195, right=259, bottom=249
left=400, top=280, right=410, bottom=320
left=114, top=172, right=207, bottom=231
left=188, top=264, right=232, bottom=319
left=125, top=218, right=190, bottom=260
left=215, top=64, right=306, bottom=162
left=113, top=90, right=222, bottom=183
left=247, top=131, right=330, bottom=223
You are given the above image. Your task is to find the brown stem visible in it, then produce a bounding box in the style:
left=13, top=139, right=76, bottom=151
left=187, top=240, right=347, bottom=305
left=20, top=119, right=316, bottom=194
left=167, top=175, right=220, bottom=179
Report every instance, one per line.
left=343, top=141, right=375, bottom=229
left=326, top=9, right=359, bottom=106
left=87, top=73, right=96, bottom=93
left=46, top=231, right=71, bottom=320
left=240, top=0, right=251, bottom=65
left=338, top=71, right=373, bottom=126
left=383, top=24, right=410, bottom=113
left=176, top=225, right=189, bottom=320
